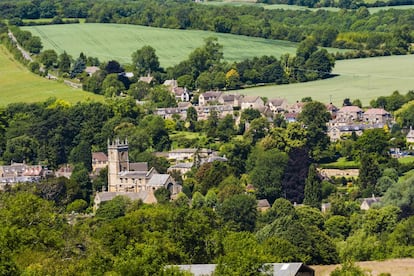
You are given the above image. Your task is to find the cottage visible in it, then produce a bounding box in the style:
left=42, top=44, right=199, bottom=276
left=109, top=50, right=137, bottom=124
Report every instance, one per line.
left=199, top=91, right=222, bottom=106
left=85, top=66, right=100, bottom=76
left=336, top=106, right=363, bottom=122
left=326, top=102, right=339, bottom=119
left=217, top=93, right=243, bottom=107
left=92, top=152, right=108, bottom=174
left=0, top=163, right=45, bottom=188
left=363, top=108, right=391, bottom=124
left=267, top=98, right=289, bottom=113
left=360, top=195, right=381, bottom=210
left=167, top=162, right=194, bottom=176
left=172, top=87, right=191, bottom=102
left=407, top=127, right=414, bottom=148
left=257, top=199, right=271, bottom=211
left=240, top=95, right=264, bottom=110
left=195, top=105, right=234, bottom=120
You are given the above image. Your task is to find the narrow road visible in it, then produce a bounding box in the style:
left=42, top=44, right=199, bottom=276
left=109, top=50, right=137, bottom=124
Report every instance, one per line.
left=8, top=30, right=33, bottom=62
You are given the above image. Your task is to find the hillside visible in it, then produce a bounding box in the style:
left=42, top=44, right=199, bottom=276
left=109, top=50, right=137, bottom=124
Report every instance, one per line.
left=22, top=23, right=342, bottom=67
left=234, top=55, right=414, bottom=106
left=0, top=44, right=103, bottom=107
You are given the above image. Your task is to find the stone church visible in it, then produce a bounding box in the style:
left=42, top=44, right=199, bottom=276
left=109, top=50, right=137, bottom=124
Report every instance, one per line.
left=94, top=139, right=181, bottom=210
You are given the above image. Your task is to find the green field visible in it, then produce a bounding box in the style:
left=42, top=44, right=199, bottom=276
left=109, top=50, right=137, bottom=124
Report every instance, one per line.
left=0, top=45, right=103, bottom=107
left=204, top=1, right=414, bottom=13
left=233, top=55, right=414, bottom=106
left=23, top=23, right=305, bottom=68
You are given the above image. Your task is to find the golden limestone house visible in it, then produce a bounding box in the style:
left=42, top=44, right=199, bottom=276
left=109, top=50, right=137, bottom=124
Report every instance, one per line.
left=94, top=139, right=182, bottom=211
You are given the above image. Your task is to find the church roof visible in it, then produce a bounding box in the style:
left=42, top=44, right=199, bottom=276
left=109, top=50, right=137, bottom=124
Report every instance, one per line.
left=147, top=174, right=171, bottom=187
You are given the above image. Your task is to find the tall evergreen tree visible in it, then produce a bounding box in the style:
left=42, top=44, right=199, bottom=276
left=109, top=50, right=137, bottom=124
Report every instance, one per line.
left=303, top=164, right=322, bottom=208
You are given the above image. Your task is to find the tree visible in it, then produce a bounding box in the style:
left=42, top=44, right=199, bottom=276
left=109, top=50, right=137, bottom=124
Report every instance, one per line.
left=132, top=45, right=161, bottom=75
left=58, top=51, right=71, bottom=74
left=186, top=106, right=198, bottom=132
left=102, top=74, right=125, bottom=97
left=69, top=140, right=92, bottom=172
left=3, top=135, right=38, bottom=164
left=225, top=68, right=240, bottom=89
left=298, top=101, right=331, bottom=160
left=217, top=194, right=258, bottom=232
left=248, top=148, right=288, bottom=203
left=95, top=195, right=130, bottom=220
left=354, top=128, right=389, bottom=159
left=217, top=114, right=235, bottom=142
left=358, top=154, right=381, bottom=196
left=304, top=49, right=335, bottom=80
left=303, top=164, right=322, bottom=208
left=24, top=36, right=42, bottom=54
left=215, top=232, right=267, bottom=276
left=40, top=49, right=58, bottom=69
left=70, top=56, right=86, bottom=78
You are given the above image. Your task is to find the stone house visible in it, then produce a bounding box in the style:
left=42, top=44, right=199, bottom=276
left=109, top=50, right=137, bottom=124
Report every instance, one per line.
left=360, top=195, right=381, bottom=210
left=0, top=163, right=45, bottom=188
left=217, top=93, right=243, bottom=107
left=336, top=106, right=363, bottom=122
left=267, top=98, right=289, bottom=114
left=92, top=152, right=108, bottom=174
left=407, top=127, right=414, bottom=148
left=362, top=108, right=391, bottom=124
left=199, top=91, right=222, bottom=106
left=195, top=105, right=234, bottom=120
left=240, top=95, right=265, bottom=110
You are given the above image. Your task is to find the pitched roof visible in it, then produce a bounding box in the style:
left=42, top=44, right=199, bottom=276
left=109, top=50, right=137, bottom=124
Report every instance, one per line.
left=407, top=127, right=414, bottom=139
left=163, top=79, right=178, bottom=87
left=326, top=103, right=338, bottom=112
left=338, top=106, right=363, bottom=113
left=147, top=174, right=172, bottom=187
left=269, top=98, right=286, bottom=106
left=129, top=162, right=148, bottom=172
left=257, top=199, right=270, bottom=208
left=92, top=152, right=108, bottom=162
left=242, top=95, right=261, bottom=103
left=364, top=108, right=389, bottom=115
left=201, top=91, right=222, bottom=100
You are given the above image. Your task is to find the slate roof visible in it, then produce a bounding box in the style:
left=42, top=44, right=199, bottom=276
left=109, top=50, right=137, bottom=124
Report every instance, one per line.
left=129, top=162, right=148, bottom=172
left=147, top=174, right=171, bottom=187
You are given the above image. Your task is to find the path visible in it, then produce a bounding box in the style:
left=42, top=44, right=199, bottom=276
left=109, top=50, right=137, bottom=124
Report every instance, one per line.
left=8, top=30, right=33, bottom=62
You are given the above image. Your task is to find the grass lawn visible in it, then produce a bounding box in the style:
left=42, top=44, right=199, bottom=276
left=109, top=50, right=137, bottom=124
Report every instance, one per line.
left=398, top=156, right=414, bottom=164
left=22, top=23, right=343, bottom=68
left=0, top=44, right=103, bottom=107
left=232, top=55, right=414, bottom=106
left=319, top=157, right=359, bottom=169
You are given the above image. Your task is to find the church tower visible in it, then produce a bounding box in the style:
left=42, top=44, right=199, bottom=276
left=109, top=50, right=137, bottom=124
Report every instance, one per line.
left=107, top=138, right=130, bottom=192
